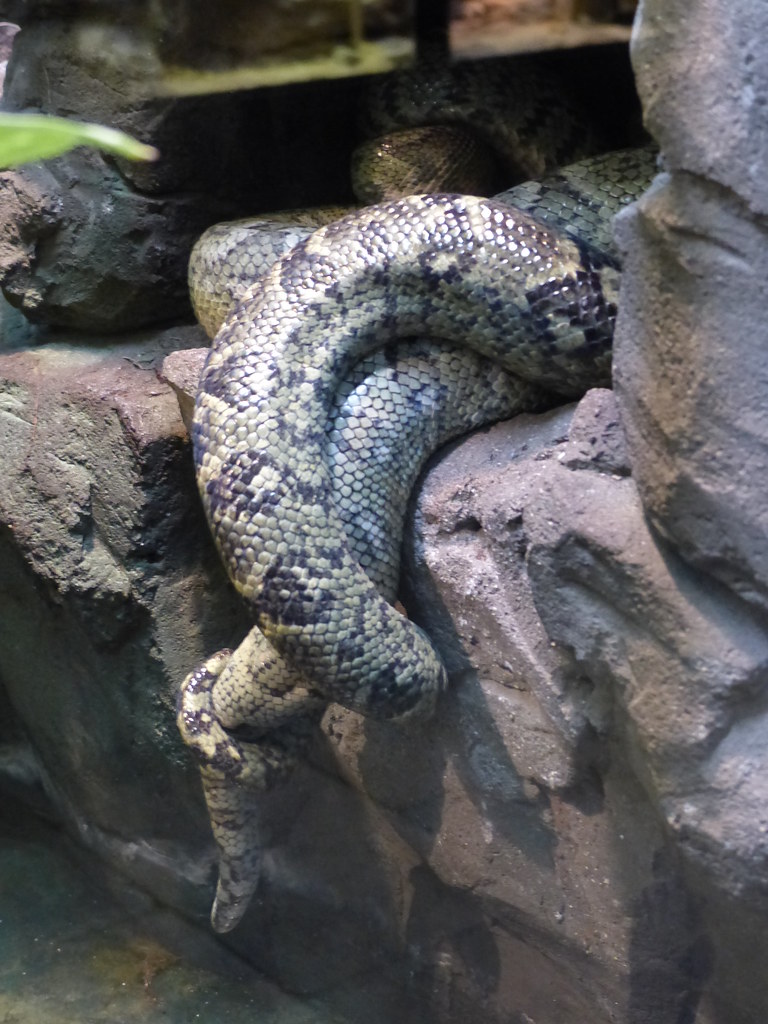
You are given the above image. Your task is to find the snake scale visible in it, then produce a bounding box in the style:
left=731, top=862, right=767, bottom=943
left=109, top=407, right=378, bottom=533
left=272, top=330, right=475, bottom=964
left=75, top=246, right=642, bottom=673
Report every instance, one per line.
left=177, top=61, right=656, bottom=932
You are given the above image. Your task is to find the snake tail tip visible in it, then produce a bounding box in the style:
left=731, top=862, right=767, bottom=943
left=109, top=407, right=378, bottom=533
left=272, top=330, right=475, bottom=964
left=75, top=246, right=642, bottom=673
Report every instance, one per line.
left=210, top=881, right=259, bottom=933
left=210, top=906, right=241, bottom=933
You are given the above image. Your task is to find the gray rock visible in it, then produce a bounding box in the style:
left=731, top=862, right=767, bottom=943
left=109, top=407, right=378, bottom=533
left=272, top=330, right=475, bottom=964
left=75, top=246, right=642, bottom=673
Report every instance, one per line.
left=0, top=334, right=719, bottom=1022
left=613, top=1, right=768, bottom=611
left=3, top=323, right=768, bottom=1021
left=0, top=18, right=220, bottom=331
left=613, top=170, right=768, bottom=612
left=0, top=337, right=629, bottom=1019
left=630, top=0, right=768, bottom=214
left=0, top=329, right=242, bottom=916
left=404, top=403, right=590, bottom=789
left=410, top=388, right=768, bottom=1023
left=161, top=345, right=206, bottom=430
left=0, top=154, right=209, bottom=332
left=0, top=18, right=358, bottom=333
left=525, top=394, right=768, bottom=909
left=561, top=385, right=631, bottom=475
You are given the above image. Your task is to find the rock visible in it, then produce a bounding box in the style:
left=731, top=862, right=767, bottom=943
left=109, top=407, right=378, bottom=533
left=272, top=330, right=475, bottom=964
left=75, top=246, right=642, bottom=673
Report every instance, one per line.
left=160, top=345, right=206, bottom=431
left=560, top=385, right=631, bottom=475
left=409, top=387, right=768, bottom=1022
left=0, top=17, right=358, bottom=333
left=0, top=17, right=220, bottom=331
left=602, top=6, right=768, bottom=1012
left=613, top=0, right=768, bottom=611
left=403, top=403, right=591, bottom=789
left=613, top=170, right=768, bottom=611
left=0, top=329, right=245, bottom=918
left=524, top=393, right=768, bottom=911
left=2, top=2, right=768, bottom=1020
left=0, top=154, right=211, bottom=332
left=0, top=335, right=699, bottom=1022
left=3, top=331, right=768, bottom=1020
left=630, top=0, right=768, bottom=214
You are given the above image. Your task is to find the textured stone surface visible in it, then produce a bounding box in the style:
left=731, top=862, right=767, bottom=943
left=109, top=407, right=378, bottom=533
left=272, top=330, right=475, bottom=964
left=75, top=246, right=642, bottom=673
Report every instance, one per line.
left=22, top=332, right=768, bottom=1020
left=0, top=329, right=243, bottom=911
left=403, top=404, right=590, bottom=789
left=408, top=388, right=768, bottom=1023
left=0, top=19, right=212, bottom=330
left=0, top=335, right=707, bottom=1022
left=613, top=0, right=768, bottom=610
left=525, top=393, right=768, bottom=908
left=630, top=0, right=768, bottom=213
left=603, top=4, right=768, bottom=1018
left=0, top=19, right=358, bottom=332
left=0, top=153, right=212, bottom=332
left=160, top=353, right=669, bottom=1017
left=3, top=328, right=768, bottom=1021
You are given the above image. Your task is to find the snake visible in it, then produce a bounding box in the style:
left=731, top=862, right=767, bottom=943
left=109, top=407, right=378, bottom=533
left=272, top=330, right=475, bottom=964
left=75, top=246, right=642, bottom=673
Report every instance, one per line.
left=176, top=61, right=657, bottom=932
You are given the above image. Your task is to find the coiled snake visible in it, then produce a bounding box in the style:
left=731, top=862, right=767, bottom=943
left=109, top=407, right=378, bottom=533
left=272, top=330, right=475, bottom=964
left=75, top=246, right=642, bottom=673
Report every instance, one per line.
left=177, top=62, right=656, bottom=932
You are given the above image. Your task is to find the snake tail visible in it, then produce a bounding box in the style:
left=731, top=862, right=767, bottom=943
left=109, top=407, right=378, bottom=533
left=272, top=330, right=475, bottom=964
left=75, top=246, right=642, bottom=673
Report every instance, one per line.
left=178, top=649, right=323, bottom=930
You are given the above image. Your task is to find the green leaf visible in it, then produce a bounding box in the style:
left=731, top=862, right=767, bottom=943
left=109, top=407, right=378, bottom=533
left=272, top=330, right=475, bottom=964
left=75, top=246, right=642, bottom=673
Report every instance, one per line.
left=0, top=112, right=159, bottom=169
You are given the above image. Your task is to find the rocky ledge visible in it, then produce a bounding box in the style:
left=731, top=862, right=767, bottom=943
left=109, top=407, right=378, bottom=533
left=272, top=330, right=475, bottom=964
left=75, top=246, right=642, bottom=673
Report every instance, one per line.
left=0, top=327, right=765, bottom=1021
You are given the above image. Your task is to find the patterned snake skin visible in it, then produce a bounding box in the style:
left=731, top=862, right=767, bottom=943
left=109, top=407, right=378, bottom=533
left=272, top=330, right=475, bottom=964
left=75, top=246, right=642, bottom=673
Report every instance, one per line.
left=178, top=92, right=656, bottom=929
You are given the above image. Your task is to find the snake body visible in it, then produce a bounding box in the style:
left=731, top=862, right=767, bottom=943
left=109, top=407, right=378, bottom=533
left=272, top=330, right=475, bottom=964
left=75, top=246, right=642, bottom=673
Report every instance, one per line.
left=198, top=147, right=653, bottom=692
left=180, top=337, right=552, bottom=931
left=179, top=142, right=656, bottom=931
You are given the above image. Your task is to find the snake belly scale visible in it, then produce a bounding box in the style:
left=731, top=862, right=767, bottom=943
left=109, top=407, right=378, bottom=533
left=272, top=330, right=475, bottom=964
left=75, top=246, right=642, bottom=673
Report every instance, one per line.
left=179, top=146, right=657, bottom=931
